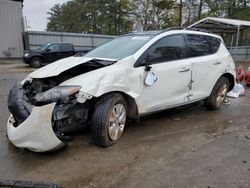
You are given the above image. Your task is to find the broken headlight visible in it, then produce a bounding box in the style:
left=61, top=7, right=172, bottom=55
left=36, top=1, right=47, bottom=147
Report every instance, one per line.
left=33, top=86, right=81, bottom=106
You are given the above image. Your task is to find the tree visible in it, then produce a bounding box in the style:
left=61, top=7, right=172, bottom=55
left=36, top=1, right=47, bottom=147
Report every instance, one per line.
left=47, top=0, right=250, bottom=34
left=203, top=0, right=250, bottom=21
left=131, top=0, right=176, bottom=30
left=47, top=0, right=133, bottom=35
left=179, top=0, right=182, bottom=26
left=47, top=4, right=63, bottom=32
left=182, top=0, right=206, bottom=26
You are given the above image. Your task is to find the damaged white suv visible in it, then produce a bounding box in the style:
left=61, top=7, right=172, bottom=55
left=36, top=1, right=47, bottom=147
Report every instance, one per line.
left=7, top=29, right=236, bottom=152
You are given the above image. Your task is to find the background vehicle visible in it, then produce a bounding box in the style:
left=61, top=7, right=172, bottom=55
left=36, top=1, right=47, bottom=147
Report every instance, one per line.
left=23, top=42, right=91, bottom=68
left=8, top=29, right=236, bottom=152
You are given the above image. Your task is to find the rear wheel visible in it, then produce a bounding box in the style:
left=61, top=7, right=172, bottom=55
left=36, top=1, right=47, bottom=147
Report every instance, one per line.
left=30, top=57, right=42, bottom=68
left=92, top=94, right=127, bottom=147
left=204, top=77, right=229, bottom=110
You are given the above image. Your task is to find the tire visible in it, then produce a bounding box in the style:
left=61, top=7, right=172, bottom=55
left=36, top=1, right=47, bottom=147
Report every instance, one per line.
left=204, top=77, right=229, bottom=110
left=30, top=57, right=42, bottom=68
left=92, top=94, right=127, bottom=147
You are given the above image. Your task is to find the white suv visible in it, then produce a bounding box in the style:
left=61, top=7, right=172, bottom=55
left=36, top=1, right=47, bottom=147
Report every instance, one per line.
left=7, top=29, right=236, bottom=152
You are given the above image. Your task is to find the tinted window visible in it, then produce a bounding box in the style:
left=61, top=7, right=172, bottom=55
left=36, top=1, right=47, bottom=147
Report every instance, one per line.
left=206, top=36, right=221, bottom=53
left=47, top=44, right=60, bottom=52
left=146, top=35, right=186, bottom=63
left=61, top=44, right=73, bottom=52
left=185, top=34, right=211, bottom=57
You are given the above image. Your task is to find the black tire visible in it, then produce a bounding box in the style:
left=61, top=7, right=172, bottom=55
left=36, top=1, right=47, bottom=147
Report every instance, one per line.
left=30, top=57, right=42, bottom=68
left=92, top=94, right=127, bottom=147
left=204, top=77, right=229, bottom=110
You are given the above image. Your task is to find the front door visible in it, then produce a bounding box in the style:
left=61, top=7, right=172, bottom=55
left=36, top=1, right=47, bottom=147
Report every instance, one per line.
left=137, top=35, right=192, bottom=114
left=43, top=44, right=61, bottom=63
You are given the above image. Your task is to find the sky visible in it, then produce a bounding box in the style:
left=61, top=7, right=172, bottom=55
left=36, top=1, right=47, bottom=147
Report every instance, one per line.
left=23, top=0, right=70, bottom=31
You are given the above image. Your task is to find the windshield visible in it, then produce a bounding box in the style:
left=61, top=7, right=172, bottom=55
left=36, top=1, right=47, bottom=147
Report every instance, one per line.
left=37, top=43, right=51, bottom=51
left=84, top=35, right=152, bottom=59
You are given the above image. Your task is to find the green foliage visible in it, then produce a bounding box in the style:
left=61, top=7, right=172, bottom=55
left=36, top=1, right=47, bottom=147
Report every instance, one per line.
left=231, top=7, right=250, bottom=21
left=47, top=0, right=133, bottom=34
left=47, top=0, right=250, bottom=34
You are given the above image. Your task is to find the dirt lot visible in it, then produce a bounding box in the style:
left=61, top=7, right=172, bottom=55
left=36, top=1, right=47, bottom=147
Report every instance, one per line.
left=0, top=62, right=250, bottom=188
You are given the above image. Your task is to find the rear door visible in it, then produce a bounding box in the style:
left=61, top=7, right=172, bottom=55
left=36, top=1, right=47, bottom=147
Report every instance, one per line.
left=60, top=43, right=74, bottom=59
left=137, top=34, right=192, bottom=113
left=185, top=34, right=223, bottom=100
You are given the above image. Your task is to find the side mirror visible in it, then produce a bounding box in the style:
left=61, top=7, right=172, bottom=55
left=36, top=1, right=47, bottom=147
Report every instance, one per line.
left=144, top=53, right=153, bottom=71
left=145, top=64, right=152, bottom=71
left=145, top=71, right=157, bottom=86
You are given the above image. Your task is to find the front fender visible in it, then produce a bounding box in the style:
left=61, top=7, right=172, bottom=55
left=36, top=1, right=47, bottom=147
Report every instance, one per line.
left=61, top=65, right=141, bottom=102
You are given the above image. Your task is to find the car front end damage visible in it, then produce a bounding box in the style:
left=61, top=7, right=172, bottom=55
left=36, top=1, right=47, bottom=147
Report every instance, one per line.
left=7, top=79, right=94, bottom=152
left=7, top=58, right=115, bottom=152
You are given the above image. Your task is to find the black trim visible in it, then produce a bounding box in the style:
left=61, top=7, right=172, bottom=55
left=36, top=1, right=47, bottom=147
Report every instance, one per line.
left=8, top=84, right=31, bottom=126
left=205, top=35, right=222, bottom=54
left=134, top=34, right=186, bottom=67
left=184, top=34, right=215, bottom=58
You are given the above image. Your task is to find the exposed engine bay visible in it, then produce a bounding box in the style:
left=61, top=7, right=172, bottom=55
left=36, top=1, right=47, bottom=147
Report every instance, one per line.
left=24, top=59, right=115, bottom=100
left=8, top=59, right=115, bottom=142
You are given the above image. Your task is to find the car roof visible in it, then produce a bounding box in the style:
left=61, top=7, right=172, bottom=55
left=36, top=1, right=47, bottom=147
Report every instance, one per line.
left=123, top=28, right=221, bottom=39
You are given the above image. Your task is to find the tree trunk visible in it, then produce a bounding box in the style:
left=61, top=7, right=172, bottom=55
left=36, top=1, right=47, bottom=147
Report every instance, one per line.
left=198, top=0, right=203, bottom=19
left=117, top=3, right=122, bottom=35
left=179, top=0, right=182, bottom=27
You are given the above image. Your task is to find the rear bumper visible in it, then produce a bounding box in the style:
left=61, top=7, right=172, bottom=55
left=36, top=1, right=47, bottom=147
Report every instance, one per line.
left=7, top=103, right=65, bottom=152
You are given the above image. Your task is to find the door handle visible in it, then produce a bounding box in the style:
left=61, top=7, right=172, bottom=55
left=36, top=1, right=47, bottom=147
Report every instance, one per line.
left=214, top=61, right=221, bottom=65
left=179, top=67, right=190, bottom=72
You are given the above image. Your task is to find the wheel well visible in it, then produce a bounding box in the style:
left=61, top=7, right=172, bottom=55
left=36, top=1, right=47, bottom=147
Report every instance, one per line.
left=96, top=91, right=139, bottom=120
left=31, top=56, right=43, bottom=61
left=221, top=73, right=235, bottom=92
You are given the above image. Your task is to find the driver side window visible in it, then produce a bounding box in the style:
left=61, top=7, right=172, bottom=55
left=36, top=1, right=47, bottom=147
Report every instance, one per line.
left=147, top=35, right=186, bottom=64
left=47, top=44, right=60, bottom=52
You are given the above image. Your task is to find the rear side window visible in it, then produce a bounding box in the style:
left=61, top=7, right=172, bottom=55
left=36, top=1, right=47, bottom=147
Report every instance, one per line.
left=61, top=44, right=73, bottom=52
left=146, top=35, right=186, bottom=63
left=185, top=34, right=211, bottom=57
left=206, top=36, right=221, bottom=53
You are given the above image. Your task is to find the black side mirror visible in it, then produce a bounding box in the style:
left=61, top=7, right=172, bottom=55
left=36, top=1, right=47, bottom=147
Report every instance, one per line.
left=145, top=64, right=152, bottom=71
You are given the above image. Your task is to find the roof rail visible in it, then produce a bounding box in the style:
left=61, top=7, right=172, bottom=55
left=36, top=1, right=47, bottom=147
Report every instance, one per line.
left=123, top=27, right=212, bottom=37
left=184, top=27, right=212, bottom=33
left=156, top=27, right=184, bottom=35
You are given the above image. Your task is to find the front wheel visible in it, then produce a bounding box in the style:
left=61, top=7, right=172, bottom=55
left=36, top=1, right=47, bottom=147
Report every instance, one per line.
left=204, top=77, right=229, bottom=110
left=92, top=94, right=127, bottom=147
left=30, top=57, right=42, bottom=68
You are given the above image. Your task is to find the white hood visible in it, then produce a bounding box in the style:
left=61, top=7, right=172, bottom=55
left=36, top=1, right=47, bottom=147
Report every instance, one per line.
left=28, top=56, right=94, bottom=78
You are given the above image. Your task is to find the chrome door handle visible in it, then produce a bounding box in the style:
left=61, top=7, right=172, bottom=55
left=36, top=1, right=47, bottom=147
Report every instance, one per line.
left=179, top=67, right=190, bottom=72
left=214, top=62, right=221, bottom=65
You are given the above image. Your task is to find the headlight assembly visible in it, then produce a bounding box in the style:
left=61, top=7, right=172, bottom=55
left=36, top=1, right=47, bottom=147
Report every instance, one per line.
left=33, top=86, right=81, bottom=105
left=24, top=53, right=29, bottom=57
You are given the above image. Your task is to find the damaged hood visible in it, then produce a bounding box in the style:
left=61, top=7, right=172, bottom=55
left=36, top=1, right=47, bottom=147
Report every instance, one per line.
left=60, top=56, right=140, bottom=99
left=29, top=56, right=94, bottom=78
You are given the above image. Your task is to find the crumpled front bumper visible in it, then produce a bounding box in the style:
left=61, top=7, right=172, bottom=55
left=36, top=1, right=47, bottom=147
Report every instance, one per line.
left=7, top=103, right=65, bottom=152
